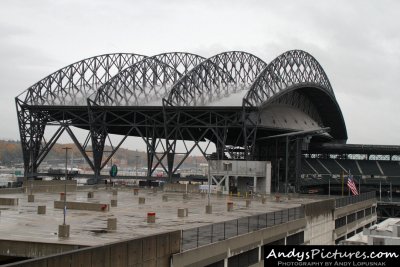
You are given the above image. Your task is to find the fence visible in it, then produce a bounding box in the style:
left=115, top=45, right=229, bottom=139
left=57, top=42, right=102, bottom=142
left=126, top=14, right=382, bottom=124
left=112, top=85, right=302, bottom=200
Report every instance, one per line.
left=181, top=207, right=304, bottom=251
left=335, top=191, right=376, bottom=208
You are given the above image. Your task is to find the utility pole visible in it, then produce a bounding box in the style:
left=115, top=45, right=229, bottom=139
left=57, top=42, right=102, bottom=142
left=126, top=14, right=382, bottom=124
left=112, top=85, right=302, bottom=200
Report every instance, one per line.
left=62, top=147, right=71, bottom=225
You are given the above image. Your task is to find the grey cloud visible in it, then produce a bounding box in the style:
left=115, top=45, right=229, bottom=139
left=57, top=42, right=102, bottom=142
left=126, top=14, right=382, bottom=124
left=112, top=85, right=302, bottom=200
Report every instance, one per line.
left=0, top=0, right=399, bottom=147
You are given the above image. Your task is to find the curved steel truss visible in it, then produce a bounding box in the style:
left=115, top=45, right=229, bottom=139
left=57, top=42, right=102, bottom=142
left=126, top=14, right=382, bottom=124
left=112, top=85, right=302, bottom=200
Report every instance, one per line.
left=19, top=53, right=146, bottom=106
left=92, top=58, right=181, bottom=106
left=15, top=50, right=346, bottom=185
left=168, top=51, right=267, bottom=106
left=244, top=50, right=333, bottom=107
left=91, top=52, right=205, bottom=106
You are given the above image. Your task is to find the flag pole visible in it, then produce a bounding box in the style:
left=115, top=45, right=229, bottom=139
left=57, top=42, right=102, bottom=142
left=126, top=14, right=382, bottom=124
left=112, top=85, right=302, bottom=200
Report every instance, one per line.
left=379, top=181, right=382, bottom=201
left=348, top=170, right=350, bottom=196
left=341, top=171, right=344, bottom=196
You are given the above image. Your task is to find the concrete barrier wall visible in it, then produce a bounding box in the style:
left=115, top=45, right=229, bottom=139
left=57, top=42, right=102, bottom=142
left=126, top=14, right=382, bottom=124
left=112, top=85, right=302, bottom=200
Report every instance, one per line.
left=0, top=198, right=18, bottom=205
left=0, top=188, right=24, bottom=195
left=2, top=231, right=181, bottom=267
left=54, top=201, right=109, bottom=212
left=164, top=184, right=200, bottom=193
left=0, top=240, right=84, bottom=258
left=304, top=199, right=335, bottom=217
left=23, top=180, right=77, bottom=193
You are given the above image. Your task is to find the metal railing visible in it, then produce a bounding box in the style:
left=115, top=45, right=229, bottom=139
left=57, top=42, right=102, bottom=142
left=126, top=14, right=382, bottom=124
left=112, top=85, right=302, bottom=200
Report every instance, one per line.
left=335, top=191, right=376, bottom=208
left=181, top=207, right=304, bottom=251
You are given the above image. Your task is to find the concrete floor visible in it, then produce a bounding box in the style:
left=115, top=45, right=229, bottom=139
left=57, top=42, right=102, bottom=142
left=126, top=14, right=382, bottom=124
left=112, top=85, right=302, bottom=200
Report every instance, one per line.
left=0, top=187, right=321, bottom=246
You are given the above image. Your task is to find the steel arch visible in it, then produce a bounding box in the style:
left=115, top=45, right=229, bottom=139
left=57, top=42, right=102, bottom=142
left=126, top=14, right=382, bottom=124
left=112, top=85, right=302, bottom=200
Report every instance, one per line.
left=87, top=52, right=205, bottom=178
left=152, top=52, right=205, bottom=75
left=168, top=51, right=267, bottom=106
left=16, top=53, right=146, bottom=177
left=18, top=53, right=146, bottom=106
left=15, top=49, right=349, bottom=185
left=244, top=50, right=333, bottom=107
left=92, top=57, right=182, bottom=106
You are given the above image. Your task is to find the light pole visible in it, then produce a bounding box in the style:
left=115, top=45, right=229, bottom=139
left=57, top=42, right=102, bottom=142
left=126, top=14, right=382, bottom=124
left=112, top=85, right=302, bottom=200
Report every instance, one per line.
left=285, top=136, right=289, bottom=195
left=135, top=150, right=139, bottom=179
left=62, top=147, right=71, bottom=225
left=208, top=160, right=211, bottom=206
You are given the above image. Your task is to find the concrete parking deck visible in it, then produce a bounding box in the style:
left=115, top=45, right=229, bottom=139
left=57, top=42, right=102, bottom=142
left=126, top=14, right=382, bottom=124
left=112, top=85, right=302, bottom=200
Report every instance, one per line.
left=0, top=187, right=321, bottom=247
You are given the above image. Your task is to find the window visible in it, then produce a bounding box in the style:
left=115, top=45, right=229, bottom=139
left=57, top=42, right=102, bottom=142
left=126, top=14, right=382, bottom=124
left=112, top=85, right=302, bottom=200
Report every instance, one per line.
left=223, top=163, right=232, bottom=171
left=347, top=213, right=356, bottom=224
left=287, top=231, right=304, bottom=245
left=228, top=248, right=259, bottom=267
left=335, top=216, right=346, bottom=229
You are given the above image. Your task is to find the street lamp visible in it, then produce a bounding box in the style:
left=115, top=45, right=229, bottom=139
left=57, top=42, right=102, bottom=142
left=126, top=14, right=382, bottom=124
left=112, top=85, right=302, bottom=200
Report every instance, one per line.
left=62, top=147, right=71, bottom=225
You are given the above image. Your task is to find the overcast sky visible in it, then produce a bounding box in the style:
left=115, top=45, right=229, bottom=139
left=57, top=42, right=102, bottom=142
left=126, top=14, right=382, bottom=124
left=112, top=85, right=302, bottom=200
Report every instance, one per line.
left=0, top=0, right=399, bottom=150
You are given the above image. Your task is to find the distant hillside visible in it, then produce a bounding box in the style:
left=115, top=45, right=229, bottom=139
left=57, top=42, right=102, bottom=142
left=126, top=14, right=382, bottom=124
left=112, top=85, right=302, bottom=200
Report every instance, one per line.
left=0, top=139, right=206, bottom=168
left=0, top=140, right=22, bottom=164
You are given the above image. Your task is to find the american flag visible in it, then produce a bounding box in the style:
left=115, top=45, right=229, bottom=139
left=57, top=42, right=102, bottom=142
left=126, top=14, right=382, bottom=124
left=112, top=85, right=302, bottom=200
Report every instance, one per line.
left=347, top=175, right=359, bottom=195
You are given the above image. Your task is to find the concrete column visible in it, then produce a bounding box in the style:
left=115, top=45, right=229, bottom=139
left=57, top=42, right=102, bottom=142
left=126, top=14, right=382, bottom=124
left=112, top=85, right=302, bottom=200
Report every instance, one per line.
left=266, top=162, right=272, bottom=194
left=224, top=175, right=229, bottom=194
left=253, top=176, right=257, bottom=194
left=28, top=195, right=34, bottom=202
left=261, top=196, right=266, bottom=204
left=147, top=212, right=156, bottom=223
left=107, top=218, right=117, bottom=230
left=37, top=205, right=46, bottom=214
left=139, top=197, right=145, bottom=204
left=227, top=201, right=233, bottom=211
left=58, top=224, right=70, bottom=238
left=246, top=199, right=251, bottom=208
left=205, top=205, right=212, bottom=214
left=111, top=199, right=117, bottom=207
left=177, top=208, right=189, bottom=217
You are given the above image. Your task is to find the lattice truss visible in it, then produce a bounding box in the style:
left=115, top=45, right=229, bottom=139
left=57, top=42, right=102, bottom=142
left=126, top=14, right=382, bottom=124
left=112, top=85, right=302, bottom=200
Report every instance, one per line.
left=168, top=51, right=267, bottom=106
left=15, top=50, right=341, bottom=180
left=245, top=50, right=332, bottom=107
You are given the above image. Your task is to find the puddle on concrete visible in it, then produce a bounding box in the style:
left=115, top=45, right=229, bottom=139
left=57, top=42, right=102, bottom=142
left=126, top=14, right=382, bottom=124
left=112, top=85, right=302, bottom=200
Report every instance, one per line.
left=89, top=229, right=108, bottom=235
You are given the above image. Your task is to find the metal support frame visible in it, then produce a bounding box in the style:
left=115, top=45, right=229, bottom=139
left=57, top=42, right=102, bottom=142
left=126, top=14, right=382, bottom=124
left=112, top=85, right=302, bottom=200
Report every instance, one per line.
left=15, top=50, right=345, bottom=188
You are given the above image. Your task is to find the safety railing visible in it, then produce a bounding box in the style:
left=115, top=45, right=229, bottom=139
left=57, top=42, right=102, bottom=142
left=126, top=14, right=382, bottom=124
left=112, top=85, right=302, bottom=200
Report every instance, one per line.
left=335, top=191, right=376, bottom=208
left=181, top=206, right=304, bottom=251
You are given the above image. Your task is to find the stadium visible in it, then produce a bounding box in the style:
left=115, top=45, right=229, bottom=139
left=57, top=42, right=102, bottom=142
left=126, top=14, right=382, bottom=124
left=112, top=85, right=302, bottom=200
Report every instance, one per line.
left=15, top=50, right=400, bottom=196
